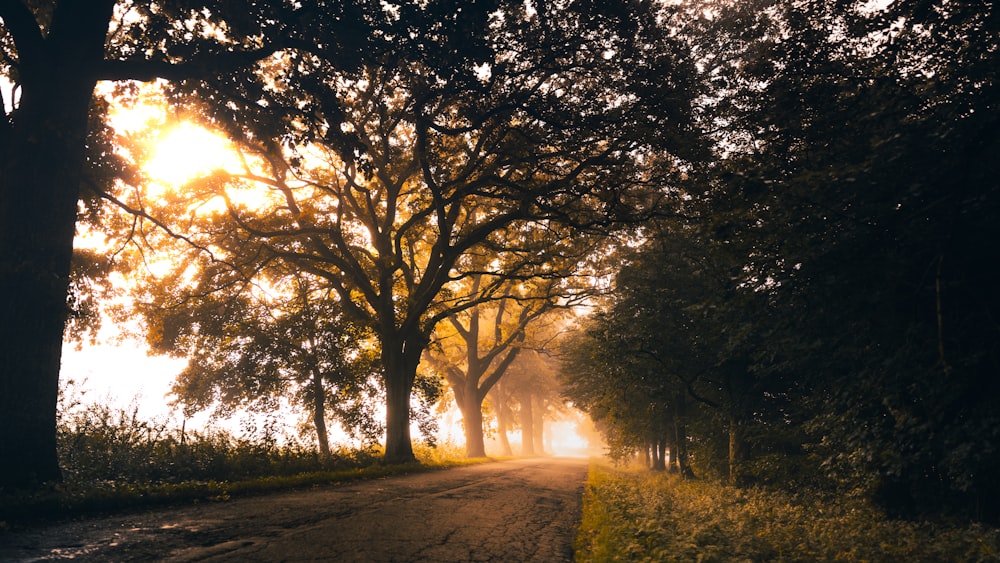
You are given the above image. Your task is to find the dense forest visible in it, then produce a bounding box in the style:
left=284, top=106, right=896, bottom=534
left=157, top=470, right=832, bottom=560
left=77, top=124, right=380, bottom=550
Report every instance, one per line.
left=558, top=1, right=1000, bottom=522
left=1, top=0, right=997, bottom=525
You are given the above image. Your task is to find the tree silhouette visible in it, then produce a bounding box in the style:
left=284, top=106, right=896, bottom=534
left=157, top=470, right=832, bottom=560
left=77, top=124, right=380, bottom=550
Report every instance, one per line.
left=427, top=274, right=577, bottom=457
left=124, top=1, right=697, bottom=463
left=0, top=0, right=375, bottom=488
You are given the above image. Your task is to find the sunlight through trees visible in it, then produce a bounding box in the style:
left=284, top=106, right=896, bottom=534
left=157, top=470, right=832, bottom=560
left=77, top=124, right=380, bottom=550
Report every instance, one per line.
left=2, top=0, right=998, bottom=528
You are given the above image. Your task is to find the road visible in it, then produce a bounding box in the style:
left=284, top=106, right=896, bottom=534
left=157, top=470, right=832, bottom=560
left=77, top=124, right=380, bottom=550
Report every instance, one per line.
left=0, top=457, right=589, bottom=562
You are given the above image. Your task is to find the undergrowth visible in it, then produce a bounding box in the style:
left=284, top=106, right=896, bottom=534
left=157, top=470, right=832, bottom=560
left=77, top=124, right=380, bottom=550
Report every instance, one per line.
left=0, top=394, right=483, bottom=526
left=576, top=464, right=1000, bottom=562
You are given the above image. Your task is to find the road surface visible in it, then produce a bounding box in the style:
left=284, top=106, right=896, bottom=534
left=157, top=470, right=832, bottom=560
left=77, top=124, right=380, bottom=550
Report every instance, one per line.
left=0, top=457, right=588, bottom=562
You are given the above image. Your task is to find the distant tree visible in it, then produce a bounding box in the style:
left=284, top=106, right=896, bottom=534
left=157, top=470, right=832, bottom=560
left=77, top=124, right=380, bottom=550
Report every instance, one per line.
left=560, top=210, right=809, bottom=482
left=427, top=270, right=583, bottom=458
left=561, top=302, right=687, bottom=472
left=487, top=377, right=516, bottom=456
left=425, top=275, right=558, bottom=458
left=500, top=349, right=563, bottom=456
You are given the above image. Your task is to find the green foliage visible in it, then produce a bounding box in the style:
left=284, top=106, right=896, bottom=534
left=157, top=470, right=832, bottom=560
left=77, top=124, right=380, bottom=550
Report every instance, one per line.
left=576, top=464, right=1000, bottom=562
left=134, top=0, right=702, bottom=466
left=700, top=0, right=1000, bottom=517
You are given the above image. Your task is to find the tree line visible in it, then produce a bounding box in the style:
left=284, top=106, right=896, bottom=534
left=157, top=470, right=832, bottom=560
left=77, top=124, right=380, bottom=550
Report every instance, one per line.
left=560, top=0, right=999, bottom=522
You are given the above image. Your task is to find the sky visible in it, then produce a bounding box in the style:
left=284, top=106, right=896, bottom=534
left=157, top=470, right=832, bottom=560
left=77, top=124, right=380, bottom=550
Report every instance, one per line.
left=61, top=337, right=186, bottom=421
left=58, top=91, right=248, bottom=430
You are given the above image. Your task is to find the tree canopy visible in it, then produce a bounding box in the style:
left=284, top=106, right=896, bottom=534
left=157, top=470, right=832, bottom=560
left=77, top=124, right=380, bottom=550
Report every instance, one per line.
left=1, top=0, right=382, bottom=488
left=118, top=0, right=698, bottom=464
left=560, top=0, right=1000, bottom=520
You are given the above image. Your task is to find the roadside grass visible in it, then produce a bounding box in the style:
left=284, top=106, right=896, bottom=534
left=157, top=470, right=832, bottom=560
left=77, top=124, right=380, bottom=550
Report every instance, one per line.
left=0, top=399, right=489, bottom=527
left=0, top=453, right=486, bottom=527
left=575, top=463, right=1000, bottom=562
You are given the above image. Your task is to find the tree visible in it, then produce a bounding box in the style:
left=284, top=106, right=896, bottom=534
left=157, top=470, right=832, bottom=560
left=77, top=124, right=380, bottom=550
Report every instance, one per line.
left=0, top=0, right=377, bottom=488
left=486, top=376, right=516, bottom=456
left=561, top=305, right=689, bottom=471
left=125, top=1, right=700, bottom=464
left=559, top=210, right=807, bottom=482
left=426, top=275, right=555, bottom=458
left=141, top=268, right=381, bottom=457
left=499, top=348, right=564, bottom=456
left=426, top=269, right=582, bottom=457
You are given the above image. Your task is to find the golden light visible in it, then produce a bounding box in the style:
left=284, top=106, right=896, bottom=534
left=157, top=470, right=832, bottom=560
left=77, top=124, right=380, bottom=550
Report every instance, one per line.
left=546, top=420, right=592, bottom=457
left=144, top=122, right=238, bottom=187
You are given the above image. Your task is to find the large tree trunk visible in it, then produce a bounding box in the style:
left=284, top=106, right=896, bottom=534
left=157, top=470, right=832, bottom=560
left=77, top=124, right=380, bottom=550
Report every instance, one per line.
left=380, top=331, right=426, bottom=464
left=310, top=369, right=331, bottom=458
left=728, top=416, right=749, bottom=486
left=452, top=378, right=487, bottom=458
left=652, top=437, right=668, bottom=471
left=0, top=1, right=115, bottom=489
left=459, top=398, right=487, bottom=458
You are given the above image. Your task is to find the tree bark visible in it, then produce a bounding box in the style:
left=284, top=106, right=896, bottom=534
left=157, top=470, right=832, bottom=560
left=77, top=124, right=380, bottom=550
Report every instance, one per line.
left=459, top=397, right=487, bottom=458
left=310, top=368, right=331, bottom=458
left=380, top=331, right=426, bottom=464
left=652, top=438, right=667, bottom=471
left=0, top=0, right=116, bottom=488
left=451, top=376, right=487, bottom=458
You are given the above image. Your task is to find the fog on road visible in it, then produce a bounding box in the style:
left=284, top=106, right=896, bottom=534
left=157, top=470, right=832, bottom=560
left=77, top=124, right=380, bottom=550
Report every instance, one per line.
left=1, top=457, right=589, bottom=562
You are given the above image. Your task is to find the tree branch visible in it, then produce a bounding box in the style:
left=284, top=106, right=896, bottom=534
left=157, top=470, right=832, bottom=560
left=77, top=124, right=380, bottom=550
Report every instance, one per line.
left=95, top=41, right=285, bottom=82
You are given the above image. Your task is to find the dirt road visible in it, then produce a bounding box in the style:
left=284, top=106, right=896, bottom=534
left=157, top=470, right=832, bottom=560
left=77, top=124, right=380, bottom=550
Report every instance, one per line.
left=0, top=457, right=589, bottom=562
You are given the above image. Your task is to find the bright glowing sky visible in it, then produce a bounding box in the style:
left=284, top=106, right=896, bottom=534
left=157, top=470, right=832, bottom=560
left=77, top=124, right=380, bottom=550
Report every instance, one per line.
left=144, top=122, right=237, bottom=186
left=61, top=92, right=241, bottom=427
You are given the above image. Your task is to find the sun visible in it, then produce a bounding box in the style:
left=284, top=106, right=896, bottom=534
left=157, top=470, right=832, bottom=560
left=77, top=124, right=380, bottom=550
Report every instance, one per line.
left=105, top=86, right=239, bottom=187
left=106, top=86, right=284, bottom=214
left=144, top=122, right=238, bottom=187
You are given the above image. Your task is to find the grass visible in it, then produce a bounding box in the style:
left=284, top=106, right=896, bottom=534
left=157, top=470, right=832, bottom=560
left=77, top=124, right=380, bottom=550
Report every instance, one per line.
left=575, top=463, right=1000, bottom=562
left=0, top=453, right=490, bottom=527
left=0, top=395, right=492, bottom=527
